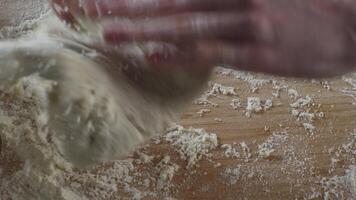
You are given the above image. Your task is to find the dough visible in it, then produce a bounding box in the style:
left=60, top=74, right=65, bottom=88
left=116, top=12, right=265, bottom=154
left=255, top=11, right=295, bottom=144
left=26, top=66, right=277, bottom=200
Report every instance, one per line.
left=0, top=16, right=210, bottom=168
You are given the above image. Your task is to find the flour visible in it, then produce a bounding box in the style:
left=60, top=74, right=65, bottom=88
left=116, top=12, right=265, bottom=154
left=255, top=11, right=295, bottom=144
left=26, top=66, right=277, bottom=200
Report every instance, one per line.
left=60, top=125, right=218, bottom=199
left=347, top=166, right=356, bottom=196
left=230, top=98, right=242, bottom=110
left=194, top=96, right=218, bottom=107
left=0, top=6, right=211, bottom=199
left=245, top=97, right=273, bottom=117
left=263, top=99, right=273, bottom=111
left=223, top=165, right=241, bottom=185
left=246, top=97, right=263, bottom=117
left=319, top=165, right=356, bottom=200
left=156, top=156, right=179, bottom=190
left=240, top=141, right=252, bottom=161
left=0, top=8, right=212, bottom=166
left=298, top=112, right=316, bottom=122
left=214, top=118, right=223, bottom=122
left=194, top=82, right=237, bottom=107
left=215, top=67, right=271, bottom=92
left=165, top=125, right=218, bottom=168
left=257, top=131, right=288, bottom=158
left=341, top=132, right=356, bottom=155
left=303, top=122, right=316, bottom=135
left=221, top=144, right=240, bottom=158
left=289, top=95, right=321, bottom=135
left=287, top=88, right=300, bottom=99
left=197, top=108, right=211, bottom=117
left=0, top=0, right=49, bottom=39
left=0, top=90, right=74, bottom=200
left=341, top=76, right=356, bottom=104
left=290, top=96, right=313, bottom=108
left=209, top=83, right=238, bottom=96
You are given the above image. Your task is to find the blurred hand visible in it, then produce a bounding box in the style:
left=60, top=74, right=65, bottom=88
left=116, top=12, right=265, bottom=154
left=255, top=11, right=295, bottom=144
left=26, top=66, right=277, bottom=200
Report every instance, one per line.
left=50, top=0, right=356, bottom=78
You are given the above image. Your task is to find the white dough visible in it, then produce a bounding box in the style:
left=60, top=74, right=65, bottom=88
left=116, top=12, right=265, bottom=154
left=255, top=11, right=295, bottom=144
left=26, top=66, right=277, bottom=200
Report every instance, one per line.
left=0, top=16, right=210, bottom=168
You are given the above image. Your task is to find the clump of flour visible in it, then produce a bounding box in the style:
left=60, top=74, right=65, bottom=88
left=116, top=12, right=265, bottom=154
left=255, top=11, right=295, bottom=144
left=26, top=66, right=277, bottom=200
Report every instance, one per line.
left=245, top=97, right=273, bottom=117
left=165, top=125, right=219, bottom=168
left=194, top=82, right=237, bottom=107
left=221, top=144, right=240, bottom=159
left=209, top=83, right=238, bottom=96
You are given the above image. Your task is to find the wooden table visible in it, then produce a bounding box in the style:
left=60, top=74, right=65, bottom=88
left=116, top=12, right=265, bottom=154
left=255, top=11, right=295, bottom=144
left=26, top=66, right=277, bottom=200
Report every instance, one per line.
left=1, top=69, right=355, bottom=200
left=131, top=69, right=356, bottom=200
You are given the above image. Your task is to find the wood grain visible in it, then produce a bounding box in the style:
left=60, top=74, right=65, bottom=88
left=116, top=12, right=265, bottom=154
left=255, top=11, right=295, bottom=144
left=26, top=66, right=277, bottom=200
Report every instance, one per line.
left=1, top=70, right=355, bottom=200
left=137, top=71, right=356, bottom=200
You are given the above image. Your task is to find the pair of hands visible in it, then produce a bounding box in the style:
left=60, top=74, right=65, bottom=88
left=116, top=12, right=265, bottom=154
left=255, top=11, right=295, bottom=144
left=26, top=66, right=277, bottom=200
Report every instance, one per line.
left=50, top=0, right=356, bottom=78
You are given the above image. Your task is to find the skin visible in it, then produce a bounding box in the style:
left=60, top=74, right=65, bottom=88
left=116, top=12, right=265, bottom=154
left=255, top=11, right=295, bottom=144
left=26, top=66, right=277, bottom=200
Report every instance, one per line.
left=49, top=0, right=356, bottom=78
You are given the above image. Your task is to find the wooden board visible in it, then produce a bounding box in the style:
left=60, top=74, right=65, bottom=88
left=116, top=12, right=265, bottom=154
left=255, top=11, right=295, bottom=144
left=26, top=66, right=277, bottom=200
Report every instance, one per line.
left=127, top=70, right=356, bottom=199
left=175, top=72, right=356, bottom=199
left=1, top=70, right=355, bottom=200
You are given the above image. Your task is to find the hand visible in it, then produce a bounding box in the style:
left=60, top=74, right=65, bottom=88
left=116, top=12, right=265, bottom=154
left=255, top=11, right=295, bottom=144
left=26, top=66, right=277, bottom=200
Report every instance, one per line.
left=50, top=0, right=356, bottom=78
left=49, top=0, right=84, bottom=27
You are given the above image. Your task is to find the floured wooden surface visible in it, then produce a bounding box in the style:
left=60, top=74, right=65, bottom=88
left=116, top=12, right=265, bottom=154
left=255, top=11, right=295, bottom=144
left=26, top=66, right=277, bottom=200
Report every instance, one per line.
left=1, top=68, right=356, bottom=199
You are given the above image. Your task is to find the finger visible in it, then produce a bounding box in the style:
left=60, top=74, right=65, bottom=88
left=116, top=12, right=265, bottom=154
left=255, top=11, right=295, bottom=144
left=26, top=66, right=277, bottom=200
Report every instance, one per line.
left=102, top=12, right=273, bottom=44
left=194, top=41, right=286, bottom=75
left=196, top=41, right=353, bottom=78
left=83, top=0, right=253, bottom=18
left=197, top=41, right=318, bottom=77
left=141, top=42, right=212, bottom=73
left=50, top=0, right=83, bottom=27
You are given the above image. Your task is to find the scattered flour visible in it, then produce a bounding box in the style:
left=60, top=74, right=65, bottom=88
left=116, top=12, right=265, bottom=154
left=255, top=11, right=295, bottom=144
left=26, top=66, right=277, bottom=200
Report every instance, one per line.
left=165, top=125, right=219, bottom=168
left=331, top=130, right=356, bottom=162
left=303, top=123, right=316, bottom=135
left=230, top=98, right=242, bottom=110
left=287, top=88, right=300, bottom=99
left=321, top=81, right=332, bottom=91
left=240, top=142, right=252, bottom=162
left=221, top=144, right=240, bottom=159
left=197, top=108, right=211, bottom=117
left=263, top=99, right=273, bottom=111
left=245, top=97, right=273, bottom=117
left=290, top=96, right=313, bottom=109
left=298, top=112, right=316, bottom=122
left=223, top=165, right=241, bottom=185
left=347, top=166, right=356, bottom=196
left=156, top=156, right=180, bottom=190
left=341, top=76, right=356, bottom=104
left=327, top=130, right=355, bottom=176
left=290, top=96, right=321, bottom=135
left=208, top=83, right=238, bottom=96
left=271, top=82, right=288, bottom=98
left=257, top=131, right=288, bottom=158
left=194, top=82, right=237, bottom=107
left=319, top=165, right=356, bottom=200
left=194, top=96, right=218, bottom=107
left=214, top=118, right=223, bottom=123
left=246, top=97, right=263, bottom=117
left=215, top=67, right=271, bottom=92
